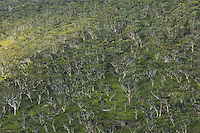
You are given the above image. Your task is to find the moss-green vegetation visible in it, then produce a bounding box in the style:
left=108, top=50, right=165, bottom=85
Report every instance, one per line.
left=0, top=0, right=199, bottom=132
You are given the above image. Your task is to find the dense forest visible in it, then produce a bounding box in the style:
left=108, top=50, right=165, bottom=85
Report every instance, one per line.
left=0, top=0, right=199, bottom=132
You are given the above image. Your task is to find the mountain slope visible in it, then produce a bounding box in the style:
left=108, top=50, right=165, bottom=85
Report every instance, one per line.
left=0, top=0, right=199, bottom=132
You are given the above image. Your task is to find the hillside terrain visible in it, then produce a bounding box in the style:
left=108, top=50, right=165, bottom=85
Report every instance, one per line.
left=0, top=0, right=200, bottom=132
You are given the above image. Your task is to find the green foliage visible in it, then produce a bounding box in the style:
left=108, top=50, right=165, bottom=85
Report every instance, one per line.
left=0, top=0, right=199, bottom=132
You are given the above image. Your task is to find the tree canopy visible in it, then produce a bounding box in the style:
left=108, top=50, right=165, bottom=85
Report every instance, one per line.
left=0, top=0, right=199, bottom=132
